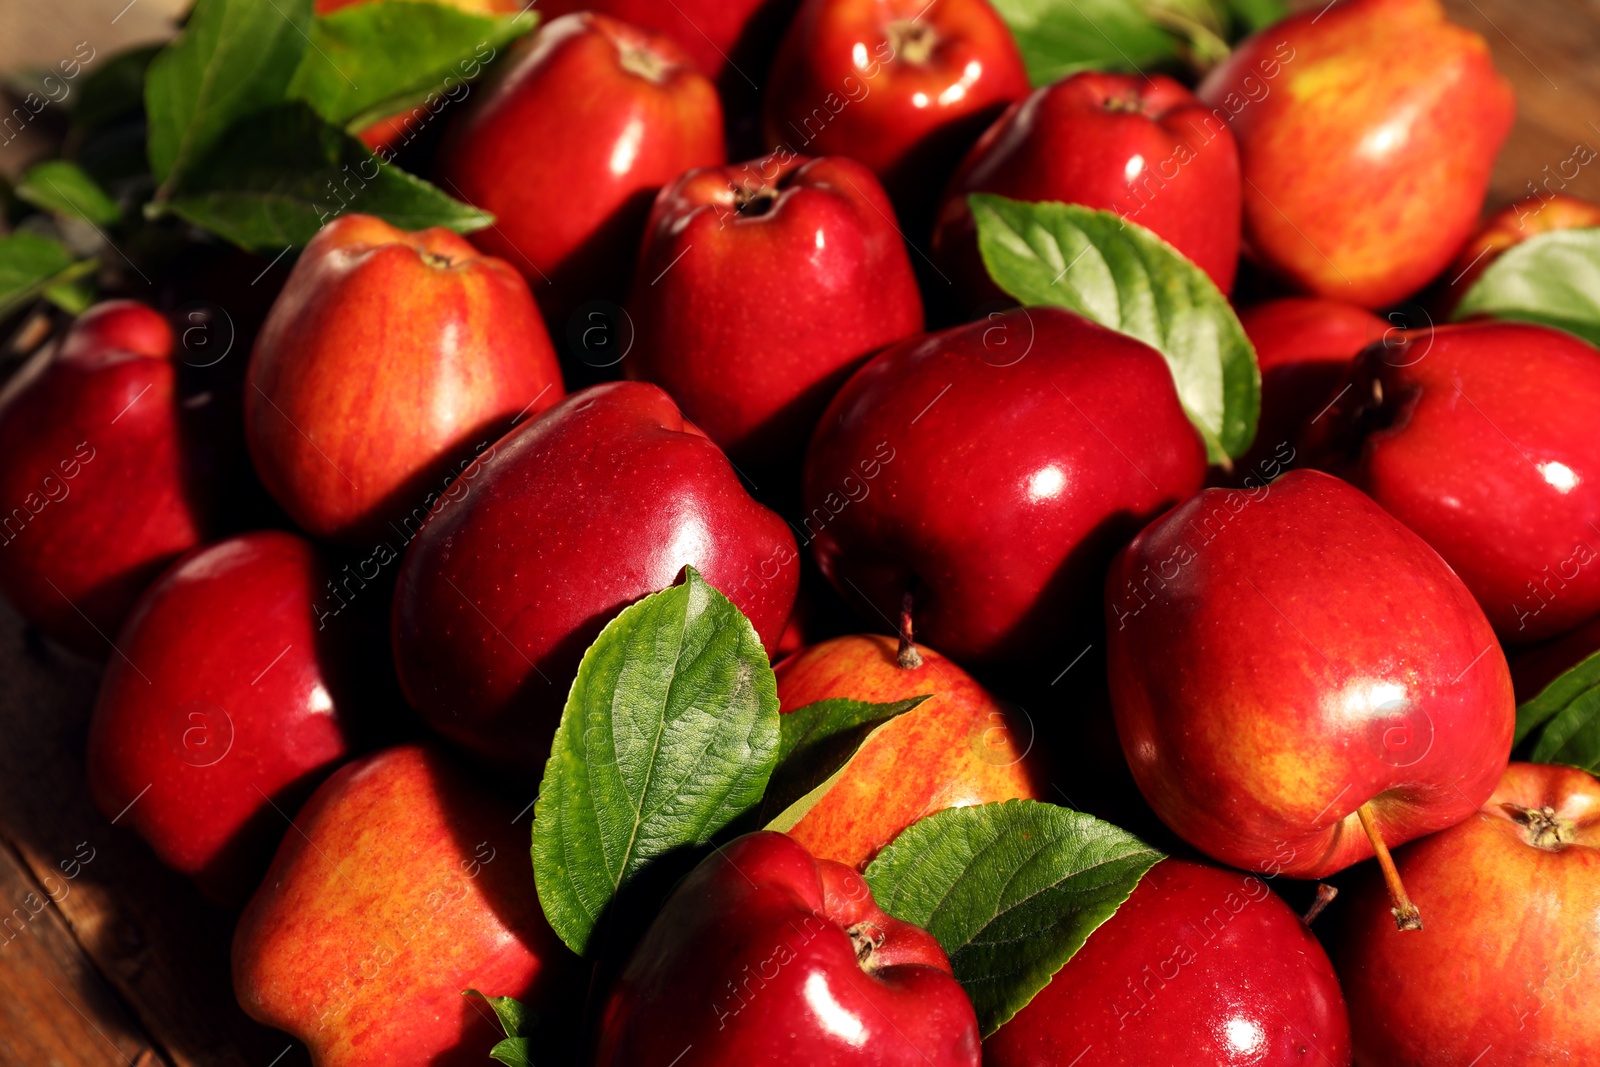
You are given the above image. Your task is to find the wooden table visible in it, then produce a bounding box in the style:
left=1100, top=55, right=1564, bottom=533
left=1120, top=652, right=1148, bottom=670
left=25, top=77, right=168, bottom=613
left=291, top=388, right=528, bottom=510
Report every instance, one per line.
left=2, top=1, right=1599, bottom=1064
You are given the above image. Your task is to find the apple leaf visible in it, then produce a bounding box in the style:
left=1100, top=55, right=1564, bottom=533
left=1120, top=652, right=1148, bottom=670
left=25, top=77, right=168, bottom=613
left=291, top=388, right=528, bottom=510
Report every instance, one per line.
left=990, top=0, right=1230, bottom=86
left=15, top=161, right=120, bottom=225
left=755, top=696, right=929, bottom=827
left=1515, top=648, right=1600, bottom=772
left=1452, top=228, right=1600, bottom=347
left=1221, top=0, right=1287, bottom=33
left=532, top=567, right=781, bottom=957
left=464, top=990, right=536, bottom=1067
left=287, top=1, right=535, bottom=130
left=864, top=799, right=1163, bottom=1036
left=155, top=102, right=491, bottom=251
left=145, top=0, right=312, bottom=193
left=972, top=192, right=1260, bottom=464
left=0, top=233, right=95, bottom=320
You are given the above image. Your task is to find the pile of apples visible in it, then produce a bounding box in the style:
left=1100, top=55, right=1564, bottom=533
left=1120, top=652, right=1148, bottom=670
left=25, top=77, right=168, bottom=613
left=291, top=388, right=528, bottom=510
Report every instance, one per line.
left=5, top=0, right=1600, bottom=1064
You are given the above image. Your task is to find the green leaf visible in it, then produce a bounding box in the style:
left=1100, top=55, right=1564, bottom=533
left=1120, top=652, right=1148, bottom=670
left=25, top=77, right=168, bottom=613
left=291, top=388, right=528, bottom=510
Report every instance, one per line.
left=532, top=567, right=781, bottom=957
left=973, top=193, right=1259, bottom=463
left=288, top=1, right=532, bottom=129
left=990, top=0, right=1224, bottom=86
left=145, top=0, right=313, bottom=192
left=16, top=162, right=120, bottom=225
left=156, top=102, right=491, bottom=251
left=865, top=799, right=1163, bottom=1036
left=464, top=990, right=537, bottom=1067
left=1515, top=648, right=1600, bottom=772
left=0, top=234, right=92, bottom=320
left=1218, top=0, right=1286, bottom=33
left=755, top=696, right=928, bottom=825
left=73, top=44, right=161, bottom=133
left=1453, top=228, right=1600, bottom=347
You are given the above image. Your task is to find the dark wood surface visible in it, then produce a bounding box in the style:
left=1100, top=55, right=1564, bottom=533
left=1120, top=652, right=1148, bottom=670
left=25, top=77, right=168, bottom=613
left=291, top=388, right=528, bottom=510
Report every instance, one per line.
left=2, top=1, right=1599, bottom=1064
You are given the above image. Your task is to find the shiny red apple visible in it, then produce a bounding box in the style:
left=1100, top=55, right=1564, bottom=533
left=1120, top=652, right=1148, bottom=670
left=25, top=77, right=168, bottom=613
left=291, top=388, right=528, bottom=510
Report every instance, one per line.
left=1106, top=469, right=1514, bottom=887
left=537, top=0, right=797, bottom=90
left=392, top=381, right=799, bottom=768
left=626, top=153, right=923, bottom=464
left=1334, top=762, right=1600, bottom=1066
left=437, top=12, right=725, bottom=322
left=86, top=532, right=364, bottom=905
left=1199, top=0, right=1514, bottom=307
left=985, top=859, right=1351, bottom=1067
left=933, top=71, right=1242, bottom=300
left=1302, top=322, right=1600, bottom=643
left=0, top=301, right=230, bottom=655
left=804, top=306, right=1206, bottom=663
left=246, top=214, right=564, bottom=545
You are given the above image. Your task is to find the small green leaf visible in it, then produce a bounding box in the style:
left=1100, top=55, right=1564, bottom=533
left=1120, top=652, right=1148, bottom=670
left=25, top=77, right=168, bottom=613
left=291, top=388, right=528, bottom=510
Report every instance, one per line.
left=0, top=233, right=91, bottom=319
left=532, top=568, right=781, bottom=957
left=73, top=44, right=161, bottom=133
left=1218, top=0, right=1286, bottom=33
left=1516, top=649, right=1600, bottom=771
left=865, top=799, right=1163, bottom=1036
left=1453, top=228, right=1600, bottom=347
left=156, top=102, right=491, bottom=251
left=973, top=193, right=1259, bottom=463
left=289, top=1, right=533, bottom=129
left=16, top=162, right=120, bottom=225
left=42, top=265, right=99, bottom=314
left=464, top=989, right=536, bottom=1039
left=990, top=0, right=1223, bottom=86
left=145, top=0, right=313, bottom=191
left=755, top=696, right=928, bottom=825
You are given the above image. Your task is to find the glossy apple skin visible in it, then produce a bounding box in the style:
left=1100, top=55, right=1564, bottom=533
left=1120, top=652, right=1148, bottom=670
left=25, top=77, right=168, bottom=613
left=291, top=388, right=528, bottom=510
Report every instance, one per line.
left=773, top=634, right=1049, bottom=869
left=246, top=215, right=564, bottom=545
left=1444, top=192, right=1600, bottom=307
left=1334, top=763, right=1600, bottom=1066
left=1198, top=0, right=1514, bottom=308
left=594, top=831, right=980, bottom=1066
left=0, top=301, right=228, bottom=656
left=537, top=0, right=796, bottom=87
left=1106, top=469, right=1514, bottom=878
left=86, top=532, right=361, bottom=906
left=626, top=154, right=924, bottom=464
left=804, top=307, right=1206, bottom=664
left=986, top=859, right=1351, bottom=1067
left=1234, top=297, right=1387, bottom=476
left=763, top=0, right=1028, bottom=223
left=437, top=13, right=725, bottom=322
left=1302, top=322, right=1600, bottom=644
left=234, top=744, right=578, bottom=1067
left=933, top=71, right=1242, bottom=299
left=392, top=381, right=799, bottom=768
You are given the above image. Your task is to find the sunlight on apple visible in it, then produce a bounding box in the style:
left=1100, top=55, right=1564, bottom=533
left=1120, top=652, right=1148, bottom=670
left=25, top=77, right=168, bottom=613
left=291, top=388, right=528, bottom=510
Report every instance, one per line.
left=1540, top=460, right=1578, bottom=493
left=805, top=972, right=868, bottom=1047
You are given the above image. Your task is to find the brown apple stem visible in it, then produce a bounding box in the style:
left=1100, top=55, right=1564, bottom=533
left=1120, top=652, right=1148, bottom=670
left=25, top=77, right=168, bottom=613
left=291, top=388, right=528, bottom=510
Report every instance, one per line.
left=896, top=590, right=923, bottom=669
left=1301, top=883, right=1338, bottom=926
left=1356, top=802, right=1422, bottom=931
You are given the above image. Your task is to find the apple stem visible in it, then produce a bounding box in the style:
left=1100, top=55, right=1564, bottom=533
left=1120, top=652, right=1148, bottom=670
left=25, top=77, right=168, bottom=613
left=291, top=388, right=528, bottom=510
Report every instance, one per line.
left=896, top=590, right=923, bottom=670
left=1301, top=883, right=1337, bottom=926
left=1356, top=802, right=1422, bottom=931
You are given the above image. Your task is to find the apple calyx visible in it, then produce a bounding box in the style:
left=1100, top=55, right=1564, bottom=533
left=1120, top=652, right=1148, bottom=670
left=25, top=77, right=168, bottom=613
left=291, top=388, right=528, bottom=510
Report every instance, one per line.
left=617, top=41, right=674, bottom=83
left=897, top=590, right=924, bottom=669
left=1357, top=801, right=1422, bottom=931
left=885, top=19, right=939, bottom=66
left=847, top=920, right=888, bottom=971
left=1503, top=803, right=1574, bottom=851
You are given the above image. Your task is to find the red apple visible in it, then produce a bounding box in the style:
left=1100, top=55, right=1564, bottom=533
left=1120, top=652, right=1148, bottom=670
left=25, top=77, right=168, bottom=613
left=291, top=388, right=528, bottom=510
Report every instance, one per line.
left=772, top=634, right=1049, bottom=869
left=1234, top=297, right=1387, bottom=478
left=437, top=13, right=725, bottom=322
left=933, top=71, right=1242, bottom=300
left=1334, top=762, right=1600, bottom=1065
left=1302, top=322, right=1600, bottom=643
left=1198, top=0, right=1514, bottom=308
left=804, top=306, right=1206, bottom=664
left=86, top=532, right=363, bottom=905
left=625, top=153, right=924, bottom=464
left=245, top=214, right=563, bottom=546
left=233, top=744, right=578, bottom=1067
left=1445, top=191, right=1600, bottom=306
left=392, top=381, right=799, bottom=768
left=0, top=301, right=230, bottom=655
left=1106, top=469, right=1514, bottom=890
left=763, top=0, right=1028, bottom=224
left=985, top=859, right=1351, bottom=1067
left=536, top=0, right=797, bottom=90
left=594, top=830, right=980, bottom=1066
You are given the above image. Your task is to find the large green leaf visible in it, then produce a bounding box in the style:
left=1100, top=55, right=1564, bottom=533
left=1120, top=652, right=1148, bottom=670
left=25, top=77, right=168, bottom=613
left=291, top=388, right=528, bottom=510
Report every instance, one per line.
left=0, top=233, right=94, bottom=319
left=991, top=0, right=1228, bottom=85
left=1516, top=648, right=1600, bottom=772
left=145, top=0, right=313, bottom=192
left=532, top=568, right=781, bottom=957
left=15, top=161, right=120, bottom=225
left=288, top=1, right=533, bottom=130
left=755, top=696, right=928, bottom=826
left=973, top=193, right=1260, bottom=462
left=1453, top=228, right=1600, bottom=347
left=865, top=800, right=1163, bottom=1036
left=156, top=102, right=490, bottom=251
